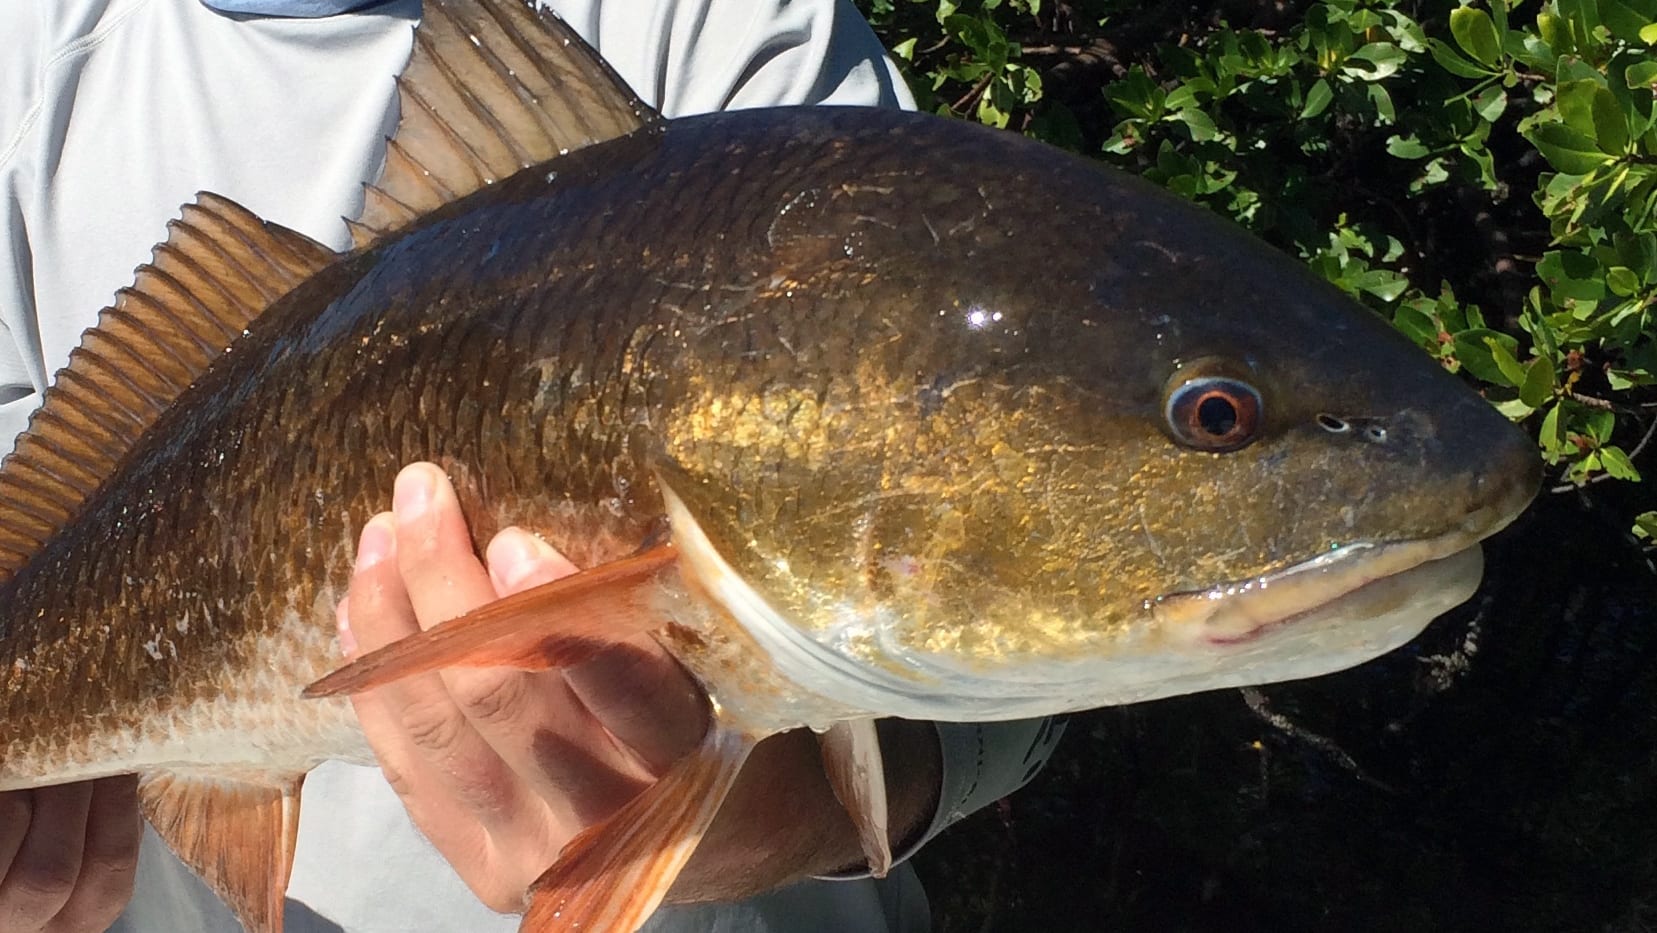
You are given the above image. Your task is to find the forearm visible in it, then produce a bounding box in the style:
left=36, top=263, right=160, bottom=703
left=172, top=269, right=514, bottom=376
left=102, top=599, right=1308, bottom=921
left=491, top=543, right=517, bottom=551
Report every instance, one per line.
left=667, top=720, right=941, bottom=904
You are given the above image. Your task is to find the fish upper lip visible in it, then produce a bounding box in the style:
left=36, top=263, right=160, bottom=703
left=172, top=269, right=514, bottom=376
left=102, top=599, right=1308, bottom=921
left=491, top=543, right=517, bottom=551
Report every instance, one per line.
left=1145, top=495, right=1526, bottom=644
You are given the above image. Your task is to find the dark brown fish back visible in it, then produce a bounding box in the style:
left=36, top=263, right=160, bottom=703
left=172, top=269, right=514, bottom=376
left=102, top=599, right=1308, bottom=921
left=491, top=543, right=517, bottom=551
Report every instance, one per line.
left=351, top=0, right=661, bottom=248
left=0, top=0, right=682, bottom=775
left=0, top=195, right=333, bottom=584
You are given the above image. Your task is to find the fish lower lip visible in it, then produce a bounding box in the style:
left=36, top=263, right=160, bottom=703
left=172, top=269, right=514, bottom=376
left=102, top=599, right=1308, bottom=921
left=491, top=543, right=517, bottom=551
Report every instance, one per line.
left=1149, top=534, right=1484, bottom=646
left=1148, top=494, right=1528, bottom=646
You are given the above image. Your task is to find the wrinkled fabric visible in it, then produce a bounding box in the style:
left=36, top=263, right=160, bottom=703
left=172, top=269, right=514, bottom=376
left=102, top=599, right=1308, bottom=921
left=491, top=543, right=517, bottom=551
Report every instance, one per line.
left=200, top=0, right=385, bottom=17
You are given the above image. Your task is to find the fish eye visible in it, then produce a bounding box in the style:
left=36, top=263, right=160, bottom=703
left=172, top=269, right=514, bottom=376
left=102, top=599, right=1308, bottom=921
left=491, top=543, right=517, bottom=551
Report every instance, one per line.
left=1164, top=375, right=1263, bottom=452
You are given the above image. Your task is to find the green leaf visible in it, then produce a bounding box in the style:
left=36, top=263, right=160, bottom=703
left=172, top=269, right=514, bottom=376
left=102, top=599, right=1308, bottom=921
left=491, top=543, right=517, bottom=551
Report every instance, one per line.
left=1635, top=511, right=1657, bottom=541
left=1519, top=355, right=1557, bottom=407
left=1526, top=121, right=1617, bottom=173
left=1163, top=85, right=1201, bottom=112
left=977, top=94, right=1009, bottom=128
left=1511, top=30, right=1556, bottom=69
left=1557, top=0, right=1603, bottom=49
left=1539, top=403, right=1567, bottom=457
left=1557, top=78, right=1604, bottom=137
left=1538, top=250, right=1610, bottom=302
left=1495, top=397, right=1537, bottom=419
left=1593, top=83, right=1632, bottom=154
left=1539, top=12, right=1570, bottom=54
left=1392, top=304, right=1441, bottom=347
left=1628, top=60, right=1657, bottom=89
left=1387, top=134, right=1431, bottom=159
left=1600, top=0, right=1654, bottom=43
left=1368, top=83, right=1397, bottom=123
left=1172, top=108, right=1219, bottom=141
left=1585, top=409, right=1617, bottom=443
left=1558, top=57, right=1606, bottom=86
left=1600, top=445, right=1643, bottom=480
left=1350, top=269, right=1411, bottom=302
left=1454, top=328, right=1522, bottom=384
left=1609, top=265, right=1642, bottom=294
left=1450, top=7, right=1503, bottom=67
left=1642, top=22, right=1657, bottom=43
left=1487, top=337, right=1529, bottom=386
left=1428, top=37, right=1495, bottom=78
left=1473, top=83, right=1508, bottom=122
left=1346, top=42, right=1407, bottom=81
left=1302, top=78, right=1334, bottom=119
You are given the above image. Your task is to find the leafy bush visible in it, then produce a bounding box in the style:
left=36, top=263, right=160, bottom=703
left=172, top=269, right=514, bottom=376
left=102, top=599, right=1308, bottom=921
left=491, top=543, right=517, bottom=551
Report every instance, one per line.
left=857, top=0, right=1657, bottom=543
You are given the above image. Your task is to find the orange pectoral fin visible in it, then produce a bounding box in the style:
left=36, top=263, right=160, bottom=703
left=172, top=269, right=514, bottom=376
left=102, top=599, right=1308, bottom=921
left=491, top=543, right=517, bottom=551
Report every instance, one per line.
left=521, top=726, right=757, bottom=933
left=303, top=544, right=676, bottom=698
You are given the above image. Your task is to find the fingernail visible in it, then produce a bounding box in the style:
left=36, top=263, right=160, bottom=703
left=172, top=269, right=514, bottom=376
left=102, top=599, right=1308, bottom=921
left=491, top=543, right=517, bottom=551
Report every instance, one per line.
left=336, top=600, right=358, bottom=657
left=356, top=517, right=393, bottom=571
left=393, top=466, right=434, bottom=521
left=488, top=529, right=544, bottom=590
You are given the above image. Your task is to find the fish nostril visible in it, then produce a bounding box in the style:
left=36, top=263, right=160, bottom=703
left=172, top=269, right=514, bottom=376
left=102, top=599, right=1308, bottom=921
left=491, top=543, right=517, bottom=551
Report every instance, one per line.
left=1363, top=424, right=1388, bottom=443
left=1316, top=413, right=1349, bottom=434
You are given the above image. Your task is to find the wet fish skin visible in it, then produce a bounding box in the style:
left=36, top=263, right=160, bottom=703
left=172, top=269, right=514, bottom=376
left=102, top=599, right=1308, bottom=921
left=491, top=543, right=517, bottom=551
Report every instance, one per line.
left=0, top=105, right=1535, bottom=789
left=642, top=113, right=1539, bottom=697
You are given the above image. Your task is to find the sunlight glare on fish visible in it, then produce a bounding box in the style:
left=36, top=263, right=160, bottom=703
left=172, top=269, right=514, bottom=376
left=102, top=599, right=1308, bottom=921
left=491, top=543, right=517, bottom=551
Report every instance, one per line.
left=965, top=305, right=1003, bottom=330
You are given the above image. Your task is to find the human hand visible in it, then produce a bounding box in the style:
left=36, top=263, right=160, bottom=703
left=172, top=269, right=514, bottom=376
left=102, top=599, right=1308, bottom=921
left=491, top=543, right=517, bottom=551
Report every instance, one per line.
left=0, top=776, right=142, bottom=933
left=340, top=463, right=942, bottom=911
left=339, top=463, right=710, bottom=911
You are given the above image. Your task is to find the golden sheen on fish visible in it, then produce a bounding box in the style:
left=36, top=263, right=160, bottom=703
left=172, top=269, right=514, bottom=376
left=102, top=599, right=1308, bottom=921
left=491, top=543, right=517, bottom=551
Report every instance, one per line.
left=0, top=1, right=1538, bottom=931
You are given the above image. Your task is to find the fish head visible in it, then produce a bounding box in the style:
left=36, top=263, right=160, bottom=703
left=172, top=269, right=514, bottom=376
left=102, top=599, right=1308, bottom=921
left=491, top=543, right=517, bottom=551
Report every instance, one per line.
left=652, top=109, right=1539, bottom=720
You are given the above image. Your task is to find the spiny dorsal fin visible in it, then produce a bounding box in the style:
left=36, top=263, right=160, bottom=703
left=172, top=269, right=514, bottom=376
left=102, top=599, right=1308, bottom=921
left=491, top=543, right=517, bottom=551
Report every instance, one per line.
left=0, top=194, right=335, bottom=583
left=139, top=771, right=305, bottom=933
left=352, top=0, right=662, bottom=248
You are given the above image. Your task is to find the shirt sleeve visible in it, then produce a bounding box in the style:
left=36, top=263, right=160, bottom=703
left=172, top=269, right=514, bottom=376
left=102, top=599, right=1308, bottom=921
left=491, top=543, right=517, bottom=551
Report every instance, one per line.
left=818, top=717, right=1068, bottom=880
left=0, top=26, right=44, bottom=462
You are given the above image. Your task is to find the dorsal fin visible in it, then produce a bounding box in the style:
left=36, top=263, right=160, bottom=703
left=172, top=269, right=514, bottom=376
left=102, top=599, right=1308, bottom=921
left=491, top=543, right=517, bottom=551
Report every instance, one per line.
left=0, top=194, right=334, bottom=583
left=350, top=0, right=662, bottom=248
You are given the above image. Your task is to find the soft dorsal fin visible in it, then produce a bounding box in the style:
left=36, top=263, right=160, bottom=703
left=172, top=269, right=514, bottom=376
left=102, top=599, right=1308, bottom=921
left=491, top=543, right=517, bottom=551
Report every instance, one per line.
left=0, top=194, right=334, bottom=583
left=139, top=771, right=306, bottom=933
left=350, top=0, right=662, bottom=248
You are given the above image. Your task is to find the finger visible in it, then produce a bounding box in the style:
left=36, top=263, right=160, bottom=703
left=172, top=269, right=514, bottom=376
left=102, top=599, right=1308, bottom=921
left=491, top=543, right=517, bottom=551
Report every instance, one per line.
left=485, top=527, right=706, bottom=775
left=0, top=782, right=93, bottom=930
left=391, top=463, right=497, bottom=630
left=472, top=530, right=659, bottom=818
left=563, top=640, right=709, bottom=776
left=485, top=526, right=577, bottom=593
left=384, top=468, right=546, bottom=817
left=51, top=776, right=140, bottom=933
left=0, top=792, right=30, bottom=889
left=344, top=515, right=516, bottom=853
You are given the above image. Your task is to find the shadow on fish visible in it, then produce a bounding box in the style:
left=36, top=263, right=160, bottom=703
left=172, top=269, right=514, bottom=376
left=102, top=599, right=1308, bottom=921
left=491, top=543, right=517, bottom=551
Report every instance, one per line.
left=0, top=0, right=1540, bottom=930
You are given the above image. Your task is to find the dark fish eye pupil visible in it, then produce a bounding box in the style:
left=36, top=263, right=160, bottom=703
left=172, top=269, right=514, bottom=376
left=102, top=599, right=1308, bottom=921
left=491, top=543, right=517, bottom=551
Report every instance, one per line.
left=1197, top=395, right=1237, bottom=436
left=1161, top=369, right=1261, bottom=452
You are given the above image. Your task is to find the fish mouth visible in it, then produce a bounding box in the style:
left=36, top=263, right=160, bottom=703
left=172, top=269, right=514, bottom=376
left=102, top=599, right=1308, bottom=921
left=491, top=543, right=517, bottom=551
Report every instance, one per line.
left=1147, top=498, right=1521, bottom=648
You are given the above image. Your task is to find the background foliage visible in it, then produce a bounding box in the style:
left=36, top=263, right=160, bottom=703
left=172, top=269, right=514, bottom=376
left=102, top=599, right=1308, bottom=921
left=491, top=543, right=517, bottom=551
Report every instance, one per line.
left=855, top=0, right=1657, bottom=546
